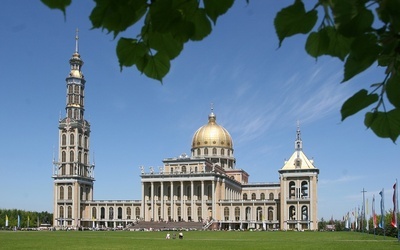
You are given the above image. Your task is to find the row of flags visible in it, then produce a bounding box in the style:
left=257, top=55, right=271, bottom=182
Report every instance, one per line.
left=3, top=215, right=37, bottom=228
left=344, top=180, right=399, bottom=231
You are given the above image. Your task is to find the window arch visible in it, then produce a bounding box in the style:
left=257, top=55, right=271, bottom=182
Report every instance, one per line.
left=197, top=148, right=201, bottom=155
left=243, top=193, right=248, bottom=200
left=289, top=206, right=296, bottom=220
left=127, top=207, right=131, bottom=218
left=118, top=207, right=122, bottom=219
left=62, top=151, right=66, bottom=161
left=301, top=181, right=309, bottom=198
left=78, top=134, right=82, bottom=147
left=59, top=206, right=64, bottom=218
left=268, top=207, right=273, bottom=221
left=204, top=148, right=208, bottom=155
left=59, top=186, right=64, bottom=200
left=224, top=207, right=229, bottom=220
left=92, top=207, right=97, bottom=219
left=84, top=136, right=88, bottom=148
left=221, top=148, right=225, bottom=156
left=135, top=207, right=140, bottom=219
left=67, top=206, right=72, bottom=218
left=256, top=207, right=262, bottom=221
left=70, top=151, right=74, bottom=162
left=70, top=134, right=74, bottom=145
left=68, top=186, right=72, bottom=200
left=245, top=207, right=251, bottom=220
left=212, top=148, right=217, bottom=155
left=235, top=207, right=240, bottom=221
left=101, top=207, right=105, bottom=219
left=109, top=207, right=114, bottom=219
left=260, top=193, right=265, bottom=200
left=269, top=193, right=274, bottom=200
left=251, top=193, right=256, bottom=200
left=182, top=166, right=186, bottom=173
left=302, top=206, right=308, bottom=220
left=62, top=134, right=66, bottom=145
left=289, top=181, right=296, bottom=199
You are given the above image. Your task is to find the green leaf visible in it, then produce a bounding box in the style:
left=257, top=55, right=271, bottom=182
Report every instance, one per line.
left=148, top=32, right=184, bottom=59
left=364, top=109, right=400, bottom=143
left=203, top=0, right=234, bottom=24
left=116, top=38, right=147, bottom=70
left=305, top=30, right=330, bottom=58
left=90, top=0, right=147, bottom=38
left=343, top=34, right=381, bottom=82
left=386, top=73, right=400, bottom=109
left=274, top=0, right=318, bottom=47
left=41, top=0, right=71, bottom=17
left=331, top=0, right=374, bottom=37
left=305, top=26, right=352, bottom=61
left=149, top=0, right=183, bottom=33
left=341, top=89, right=379, bottom=121
left=137, top=52, right=171, bottom=82
left=189, top=9, right=212, bottom=41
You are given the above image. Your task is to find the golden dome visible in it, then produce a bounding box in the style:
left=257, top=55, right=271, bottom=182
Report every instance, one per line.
left=192, top=111, right=233, bottom=150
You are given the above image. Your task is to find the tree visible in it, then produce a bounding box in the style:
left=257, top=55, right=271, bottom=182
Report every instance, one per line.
left=41, top=0, right=400, bottom=142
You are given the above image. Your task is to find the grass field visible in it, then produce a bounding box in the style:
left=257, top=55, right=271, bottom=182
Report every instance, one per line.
left=0, top=230, right=399, bottom=250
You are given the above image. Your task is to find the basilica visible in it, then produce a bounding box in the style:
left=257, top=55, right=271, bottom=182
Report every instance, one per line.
left=52, top=33, right=320, bottom=231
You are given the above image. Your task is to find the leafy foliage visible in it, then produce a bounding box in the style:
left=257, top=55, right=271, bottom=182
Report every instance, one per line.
left=275, top=0, right=400, bottom=143
left=41, top=0, right=400, bottom=142
left=0, top=209, right=52, bottom=228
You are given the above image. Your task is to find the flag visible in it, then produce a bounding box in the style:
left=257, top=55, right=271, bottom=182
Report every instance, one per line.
left=345, top=212, right=350, bottom=229
left=366, top=198, right=369, bottom=231
left=372, top=195, right=377, bottom=228
left=379, top=188, right=385, bottom=229
left=391, top=180, right=398, bottom=228
left=27, top=216, right=30, bottom=228
left=5, top=215, right=8, bottom=227
left=17, top=215, right=20, bottom=228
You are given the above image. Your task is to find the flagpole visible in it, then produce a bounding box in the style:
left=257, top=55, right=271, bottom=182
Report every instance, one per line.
left=361, top=188, right=366, bottom=233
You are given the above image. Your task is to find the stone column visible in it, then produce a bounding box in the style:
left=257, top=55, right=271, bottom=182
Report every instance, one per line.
left=160, top=182, right=164, bottom=221
left=151, top=182, right=154, bottom=221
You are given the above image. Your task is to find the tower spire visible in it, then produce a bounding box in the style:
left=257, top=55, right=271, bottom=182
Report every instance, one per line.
left=75, top=28, right=79, bottom=54
left=295, top=120, right=303, bottom=156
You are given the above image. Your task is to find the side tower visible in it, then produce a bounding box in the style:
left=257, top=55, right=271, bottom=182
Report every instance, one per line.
left=52, top=30, right=95, bottom=228
left=279, top=124, right=319, bottom=230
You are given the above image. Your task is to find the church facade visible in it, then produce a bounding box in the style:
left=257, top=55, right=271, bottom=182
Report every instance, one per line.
left=52, top=34, right=319, bottom=231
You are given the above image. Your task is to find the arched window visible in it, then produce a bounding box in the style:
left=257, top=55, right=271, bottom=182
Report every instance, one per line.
left=118, top=207, right=122, bottom=219
left=204, top=148, right=208, bottom=155
left=70, top=151, right=74, bottom=162
left=170, top=167, right=174, bottom=174
left=135, top=207, right=140, bottom=219
left=235, top=207, right=240, bottom=221
left=182, top=166, right=186, bottom=173
left=67, top=206, right=72, bottom=218
left=84, top=153, right=88, bottom=164
left=221, top=148, right=225, bottom=156
left=302, top=206, right=308, bottom=220
left=269, top=193, right=274, bottom=200
left=84, top=136, right=88, bottom=148
left=195, top=166, right=198, bottom=173
left=301, top=181, right=309, bottom=198
left=224, top=207, right=229, bottom=220
left=289, top=206, right=296, bottom=220
left=127, top=207, right=131, bottom=217
left=62, top=134, right=66, bottom=145
left=260, top=193, right=265, bottom=200
left=109, top=207, right=114, bottom=220
left=68, top=186, right=72, bottom=200
left=59, top=186, right=64, bottom=200
left=289, top=181, right=296, bottom=199
left=62, top=151, right=66, bottom=161
left=197, top=148, right=201, bottom=155
left=78, top=134, right=82, bottom=147
left=92, top=207, right=97, bottom=219
left=101, top=207, right=105, bottom=219
left=212, top=148, right=217, bottom=155
left=268, top=207, right=273, bottom=221
left=243, top=193, right=248, bottom=200
left=245, top=207, right=251, bottom=220
left=70, top=134, right=74, bottom=145
left=59, top=206, right=64, bottom=218
left=256, top=207, right=262, bottom=221
left=251, top=193, right=256, bottom=200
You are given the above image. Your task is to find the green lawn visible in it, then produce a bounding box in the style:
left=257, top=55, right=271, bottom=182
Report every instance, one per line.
left=0, top=230, right=398, bottom=250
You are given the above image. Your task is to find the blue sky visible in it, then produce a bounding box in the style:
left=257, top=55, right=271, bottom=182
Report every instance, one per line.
left=0, top=1, right=398, bottom=221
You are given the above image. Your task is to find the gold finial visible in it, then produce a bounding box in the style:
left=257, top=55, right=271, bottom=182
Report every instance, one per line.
left=75, top=28, right=79, bottom=53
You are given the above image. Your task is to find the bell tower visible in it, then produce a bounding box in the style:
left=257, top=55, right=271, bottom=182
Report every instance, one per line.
left=279, top=124, right=319, bottom=231
left=52, top=29, right=95, bottom=228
